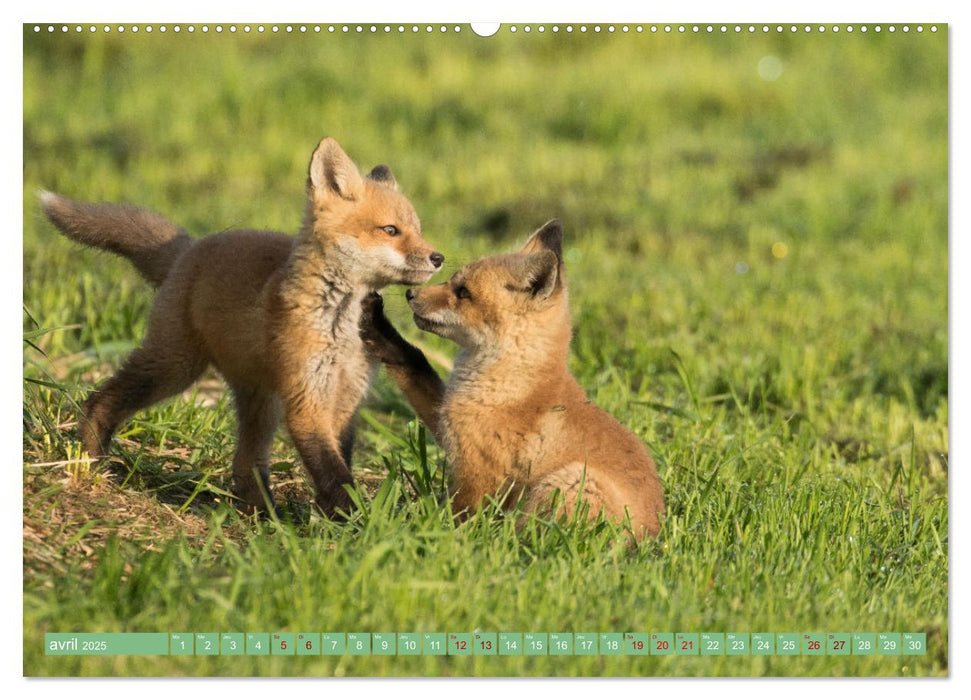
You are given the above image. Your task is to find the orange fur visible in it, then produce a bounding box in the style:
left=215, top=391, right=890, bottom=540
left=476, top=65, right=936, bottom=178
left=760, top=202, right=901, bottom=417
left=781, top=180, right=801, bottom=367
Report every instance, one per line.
left=363, top=221, right=664, bottom=539
left=42, top=138, right=444, bottom=517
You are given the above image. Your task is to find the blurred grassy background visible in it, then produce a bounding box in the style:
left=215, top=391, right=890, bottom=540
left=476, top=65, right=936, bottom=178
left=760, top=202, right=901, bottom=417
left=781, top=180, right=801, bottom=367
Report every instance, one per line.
left=23, top=27, right=947, bottom=415
left=23, top=25, right=947, bottom=676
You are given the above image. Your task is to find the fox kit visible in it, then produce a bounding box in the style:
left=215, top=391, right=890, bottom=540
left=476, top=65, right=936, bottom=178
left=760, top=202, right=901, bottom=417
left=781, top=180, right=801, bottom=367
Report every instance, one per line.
left=41, top=137, right=444, bottom=517
left=362, top=220, right=664, bottom=539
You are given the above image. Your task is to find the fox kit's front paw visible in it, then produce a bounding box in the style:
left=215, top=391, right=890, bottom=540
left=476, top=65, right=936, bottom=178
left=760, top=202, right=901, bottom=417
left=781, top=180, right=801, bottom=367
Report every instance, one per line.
left=234, top=495, right=279, bottom=520
left=233, top=479, right=278, bottom=518
left=359, top=292, right=413, bottom=365
left=314, top=486, right=356, bottom=521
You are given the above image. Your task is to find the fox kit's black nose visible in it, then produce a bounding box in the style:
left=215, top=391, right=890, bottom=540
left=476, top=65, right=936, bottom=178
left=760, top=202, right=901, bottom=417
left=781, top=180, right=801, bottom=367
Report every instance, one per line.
left=406, top=288, right=417, bottom=301
left=429, top=252, right=445, bottom=268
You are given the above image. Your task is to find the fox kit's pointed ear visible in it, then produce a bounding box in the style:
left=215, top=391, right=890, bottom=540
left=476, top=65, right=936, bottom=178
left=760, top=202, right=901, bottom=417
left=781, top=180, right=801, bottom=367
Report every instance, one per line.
left=309, top=137, right=365, bottom=200
left=509, top=250, right=560, bottom=300
left=366, top=164, right=399, bottom=191
left=519, top=219, right=564, bottom=265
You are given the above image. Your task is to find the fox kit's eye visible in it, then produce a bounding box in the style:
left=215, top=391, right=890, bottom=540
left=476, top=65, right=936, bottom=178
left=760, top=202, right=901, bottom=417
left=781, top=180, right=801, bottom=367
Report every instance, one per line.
left=381, top=225, right=400, bottom=237
left=455, top=285, right=472, bottom=300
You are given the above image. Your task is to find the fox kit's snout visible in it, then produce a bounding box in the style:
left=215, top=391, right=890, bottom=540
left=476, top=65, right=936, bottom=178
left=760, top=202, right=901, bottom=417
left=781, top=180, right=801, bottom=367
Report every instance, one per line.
left=369, top=220, right=665, bottom=540
left=405, top=224, right=565, bottom=352
left=406, top=269, right=554, bottom=349
left=41, top=137, right=442, bottom=519
left=303, top=138, right=444, bottom=289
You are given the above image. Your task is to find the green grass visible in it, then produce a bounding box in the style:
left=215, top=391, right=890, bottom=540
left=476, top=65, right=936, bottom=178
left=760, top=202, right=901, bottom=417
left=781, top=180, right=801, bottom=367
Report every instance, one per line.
left=22, top=26, right=947, bottom=676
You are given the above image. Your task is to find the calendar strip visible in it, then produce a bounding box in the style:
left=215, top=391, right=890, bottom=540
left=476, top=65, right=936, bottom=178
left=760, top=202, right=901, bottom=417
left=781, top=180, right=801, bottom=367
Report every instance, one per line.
left=45, top=632, right=927, bottom=656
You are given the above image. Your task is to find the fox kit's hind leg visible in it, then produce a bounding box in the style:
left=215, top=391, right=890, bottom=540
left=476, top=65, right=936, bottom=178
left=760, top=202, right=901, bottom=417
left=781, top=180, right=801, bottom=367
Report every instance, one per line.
left=523, top=463, right=611, bottom=525
left=523, top=463, right=659, bottom=538
left=80, top=344, right=208, bottom=458
left=229, top=385, right=283, bottom=513
left=80, top=282, right=208, bottom=458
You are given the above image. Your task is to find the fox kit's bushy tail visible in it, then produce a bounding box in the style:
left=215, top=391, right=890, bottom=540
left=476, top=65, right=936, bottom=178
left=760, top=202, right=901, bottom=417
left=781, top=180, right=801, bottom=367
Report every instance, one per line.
left=40, top=191, right=194, bottom=287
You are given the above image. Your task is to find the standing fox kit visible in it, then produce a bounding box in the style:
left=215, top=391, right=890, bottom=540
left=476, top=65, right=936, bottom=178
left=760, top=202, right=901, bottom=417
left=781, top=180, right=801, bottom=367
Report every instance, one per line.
left=364, top=220, right=665, bottom=539
left=41, top=138, right=444, bottom=516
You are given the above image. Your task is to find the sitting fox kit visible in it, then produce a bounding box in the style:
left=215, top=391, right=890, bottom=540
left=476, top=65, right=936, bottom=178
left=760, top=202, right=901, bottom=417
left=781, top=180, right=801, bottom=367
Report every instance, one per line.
left=365, top=221, right=665, bottom=539
left=42, top=138, right=444, bottom=516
